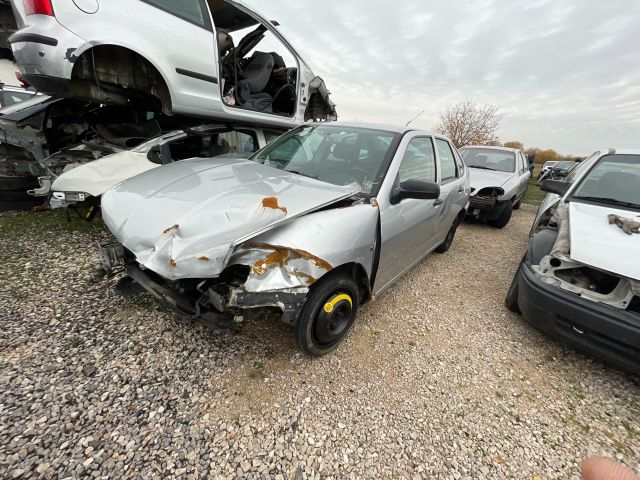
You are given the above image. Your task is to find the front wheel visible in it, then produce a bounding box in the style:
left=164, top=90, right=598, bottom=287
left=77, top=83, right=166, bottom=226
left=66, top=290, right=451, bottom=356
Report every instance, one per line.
left=296, top=271, right=360, bottom=357
left=487, top=202, right=513, bottom=229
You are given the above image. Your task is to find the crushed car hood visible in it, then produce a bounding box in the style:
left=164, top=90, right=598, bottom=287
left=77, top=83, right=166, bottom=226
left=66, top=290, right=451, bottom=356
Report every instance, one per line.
left=52, top=151, right=157, bottom=197
left=101, top=157, right=360, bottom=280
left=469, top=168, right=513, bottom=192
left=569, top=202, right=640, bottom=280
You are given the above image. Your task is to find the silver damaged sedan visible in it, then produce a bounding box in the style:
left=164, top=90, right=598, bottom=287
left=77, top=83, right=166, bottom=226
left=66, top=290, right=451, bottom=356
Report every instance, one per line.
left=100, top=123, right=470, bottom=356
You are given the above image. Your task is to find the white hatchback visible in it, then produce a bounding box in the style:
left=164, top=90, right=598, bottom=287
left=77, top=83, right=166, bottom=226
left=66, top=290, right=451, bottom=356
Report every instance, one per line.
left=9, top=0, right=336, bottom=128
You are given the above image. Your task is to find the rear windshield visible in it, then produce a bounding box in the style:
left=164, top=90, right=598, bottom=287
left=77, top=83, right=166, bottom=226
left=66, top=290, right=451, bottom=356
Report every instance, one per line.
left=460, top=148, right=516, bottom=173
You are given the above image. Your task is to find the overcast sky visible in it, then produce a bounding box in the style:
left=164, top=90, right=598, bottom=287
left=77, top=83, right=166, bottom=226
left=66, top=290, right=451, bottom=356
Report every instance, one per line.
left=245, top=0, right=639, bottom=155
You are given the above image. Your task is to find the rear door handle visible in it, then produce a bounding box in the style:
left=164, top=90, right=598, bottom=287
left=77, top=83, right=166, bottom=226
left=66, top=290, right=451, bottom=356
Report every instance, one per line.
left=433, top=198, right=443, bottom=206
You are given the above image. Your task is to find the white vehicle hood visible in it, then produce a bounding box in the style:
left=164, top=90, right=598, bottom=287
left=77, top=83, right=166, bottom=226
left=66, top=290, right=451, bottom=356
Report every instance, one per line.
left=569, top=202, right=640, bottom=280
left=51, top=151, right=157, bottom=197
left=101, top=157, right=360, bottom=280
left=469, top=168, right=513, bottom=192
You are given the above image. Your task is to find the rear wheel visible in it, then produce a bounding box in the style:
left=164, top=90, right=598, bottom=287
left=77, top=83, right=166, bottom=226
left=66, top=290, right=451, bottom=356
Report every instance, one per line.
left=488, top=202, right=513, bottom=229
left=296, top=271, right=360, bottom=357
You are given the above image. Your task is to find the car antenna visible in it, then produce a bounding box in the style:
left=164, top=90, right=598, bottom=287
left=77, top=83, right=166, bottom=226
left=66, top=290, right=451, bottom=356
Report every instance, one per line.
left=405, top=109, right=426, bottom=127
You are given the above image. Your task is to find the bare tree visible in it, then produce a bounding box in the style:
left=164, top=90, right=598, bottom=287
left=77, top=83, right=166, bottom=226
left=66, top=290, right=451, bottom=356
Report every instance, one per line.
left=435, top=100, right=501, bottom=148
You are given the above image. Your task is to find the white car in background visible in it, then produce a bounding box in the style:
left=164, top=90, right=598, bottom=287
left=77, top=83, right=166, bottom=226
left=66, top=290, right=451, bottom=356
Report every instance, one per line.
left=459, top=146, right=531, bottom=228
left=50, top=125, right=285, bottom=218
left=506, top=149, right=640, bottom=374
left=9, top=0, right=336, bottom=126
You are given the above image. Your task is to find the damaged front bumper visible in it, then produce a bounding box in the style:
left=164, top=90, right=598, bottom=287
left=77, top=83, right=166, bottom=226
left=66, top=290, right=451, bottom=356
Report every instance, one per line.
left=516, top=262, right=640, bottom=374
left=100, top=240, right=309, bottom=328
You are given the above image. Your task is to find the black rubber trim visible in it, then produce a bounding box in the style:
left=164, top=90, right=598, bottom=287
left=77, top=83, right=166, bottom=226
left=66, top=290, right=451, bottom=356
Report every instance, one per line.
left=9, top=33, right=58, bottom=47
left=175, top=68, right=218, bottom=84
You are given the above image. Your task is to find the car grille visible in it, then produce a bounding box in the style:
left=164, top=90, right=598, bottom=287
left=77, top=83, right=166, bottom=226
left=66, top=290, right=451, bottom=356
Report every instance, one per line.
left=470, top=196, right=496, bottom=209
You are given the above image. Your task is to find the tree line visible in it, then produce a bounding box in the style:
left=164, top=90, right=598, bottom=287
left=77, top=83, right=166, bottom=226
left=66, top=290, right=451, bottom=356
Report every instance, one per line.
left=436, top=100, right=580, bottom=163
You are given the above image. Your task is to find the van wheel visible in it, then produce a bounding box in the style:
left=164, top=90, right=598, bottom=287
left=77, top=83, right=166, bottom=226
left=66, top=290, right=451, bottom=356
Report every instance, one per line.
left=296, top=271, right=360, bottom=357
left=488, top=202, right=512, bottom=229
left=435, top=217, right=460, bottom=253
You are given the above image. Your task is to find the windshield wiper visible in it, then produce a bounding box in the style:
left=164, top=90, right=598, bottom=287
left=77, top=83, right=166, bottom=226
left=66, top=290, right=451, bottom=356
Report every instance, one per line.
left=573, top=196, right=640, bottom=209
left=469, top=166, right=498, bottom=171
left=285, top=170, right=318, bottom=180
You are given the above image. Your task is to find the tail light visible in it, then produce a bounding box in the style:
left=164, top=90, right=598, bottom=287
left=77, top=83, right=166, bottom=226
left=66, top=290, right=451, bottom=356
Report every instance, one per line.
left=23, top=0, right=54, bottom=16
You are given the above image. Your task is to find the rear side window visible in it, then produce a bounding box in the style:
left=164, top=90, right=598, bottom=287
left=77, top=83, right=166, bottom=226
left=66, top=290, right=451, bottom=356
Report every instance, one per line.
left=398, top=137, right=436, bottom=183
left=435, top=138, right=458, bottom=182
left=141, top=0, right=207, bottom=27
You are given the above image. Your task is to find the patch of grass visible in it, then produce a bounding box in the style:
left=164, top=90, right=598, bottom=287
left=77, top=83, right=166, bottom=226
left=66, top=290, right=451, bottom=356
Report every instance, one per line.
left=495, top=391, right=504, bottom=400
left=248, top=361, right=266, bottom=380
left=0, top=210, right=105, bottom=239
left=408, top=340, right=417, bottom=347
left=523, top=178, right=547, bottom=206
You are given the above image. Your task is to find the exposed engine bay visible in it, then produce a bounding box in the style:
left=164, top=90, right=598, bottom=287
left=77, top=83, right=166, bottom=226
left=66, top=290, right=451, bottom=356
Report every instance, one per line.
left=528, top=201, right=640, bottom=312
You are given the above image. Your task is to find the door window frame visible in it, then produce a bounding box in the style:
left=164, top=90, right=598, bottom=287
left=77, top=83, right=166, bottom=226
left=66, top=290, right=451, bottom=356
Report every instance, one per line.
left=138, top=0, right=213, bottom=31
left=434, top=137, right=459, bottom=185
left=395, top=135, right=438, bottom=186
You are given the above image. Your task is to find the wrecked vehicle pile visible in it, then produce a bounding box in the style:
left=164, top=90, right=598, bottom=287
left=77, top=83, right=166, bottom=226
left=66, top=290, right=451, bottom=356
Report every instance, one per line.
left=506, top=150, right=640, bottom=374
left=1, top=0, right=336, bottom=210
left=99, top=123, right=469, bottom=355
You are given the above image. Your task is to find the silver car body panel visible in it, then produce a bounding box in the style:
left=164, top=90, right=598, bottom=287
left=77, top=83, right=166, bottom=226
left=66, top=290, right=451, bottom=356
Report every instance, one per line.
left=101, top=157, right=360, bottom=281
left=10, top=0, right=334, bottom=127
left=229, top=203, right=379, bottom=293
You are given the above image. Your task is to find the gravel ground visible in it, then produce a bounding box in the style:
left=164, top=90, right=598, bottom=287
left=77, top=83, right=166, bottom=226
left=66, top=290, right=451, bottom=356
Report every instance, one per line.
left=1, top=205, right=639, bottom=479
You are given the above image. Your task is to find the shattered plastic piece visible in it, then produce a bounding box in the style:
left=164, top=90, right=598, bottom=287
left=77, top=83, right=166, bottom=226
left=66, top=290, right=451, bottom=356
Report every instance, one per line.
left=608, top=214, right=640, bottom=235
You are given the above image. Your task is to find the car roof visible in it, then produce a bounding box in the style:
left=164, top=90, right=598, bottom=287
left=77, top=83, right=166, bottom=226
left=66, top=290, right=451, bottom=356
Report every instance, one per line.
left=307, top=121, right=437, bottom=136
left=459, top=145, right=522, bottom=153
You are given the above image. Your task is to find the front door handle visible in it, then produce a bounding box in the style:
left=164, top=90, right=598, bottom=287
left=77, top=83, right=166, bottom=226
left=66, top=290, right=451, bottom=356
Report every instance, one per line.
left=433, top=198, right=443, bottom=206
left=458, top=186, right=465, bottom=193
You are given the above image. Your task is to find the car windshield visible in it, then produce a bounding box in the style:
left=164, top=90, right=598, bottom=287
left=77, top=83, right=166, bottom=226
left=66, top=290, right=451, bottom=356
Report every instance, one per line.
left=572, top=154, right=640, bottom=209
left=0, top=93, right=49, bottom=115
left=554, top=161, right=575, bottom=170
left=460, top=148, right=516, bottom=173
left=251, top=125, right=400, bottom=195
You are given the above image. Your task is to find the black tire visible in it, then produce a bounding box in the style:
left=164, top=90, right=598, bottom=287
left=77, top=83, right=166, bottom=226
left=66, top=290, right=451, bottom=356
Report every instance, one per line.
left=487, top=202, right=513, bottom=229
left=505, top=272, right=521, bottom=314
left=435, top=216, right=460, bottom=253
left=513, top=197, right=522, bottom=210
left=296, top=271, right=360, bottom=357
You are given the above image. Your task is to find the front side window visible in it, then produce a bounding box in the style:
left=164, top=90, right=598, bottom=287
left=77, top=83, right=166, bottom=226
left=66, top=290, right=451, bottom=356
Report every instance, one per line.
left=143, top=0, right=206, bottom=27
left=459, top=148, right=516, bottom=173
left=435, top=139, right=458, bottom=181
left=571, top=154, right=640, bottom=209
left=253, top=125, right=400, bottom=195
left=0, top=91, right=34, bottom=107
left=397, top=137, right=436, bottom=184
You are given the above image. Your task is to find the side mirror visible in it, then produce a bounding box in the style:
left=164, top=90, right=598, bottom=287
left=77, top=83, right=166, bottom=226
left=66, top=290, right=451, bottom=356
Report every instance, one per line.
left=391, top=179, right=441, bottom=204
left=540, top=179, right=570, bottom=196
